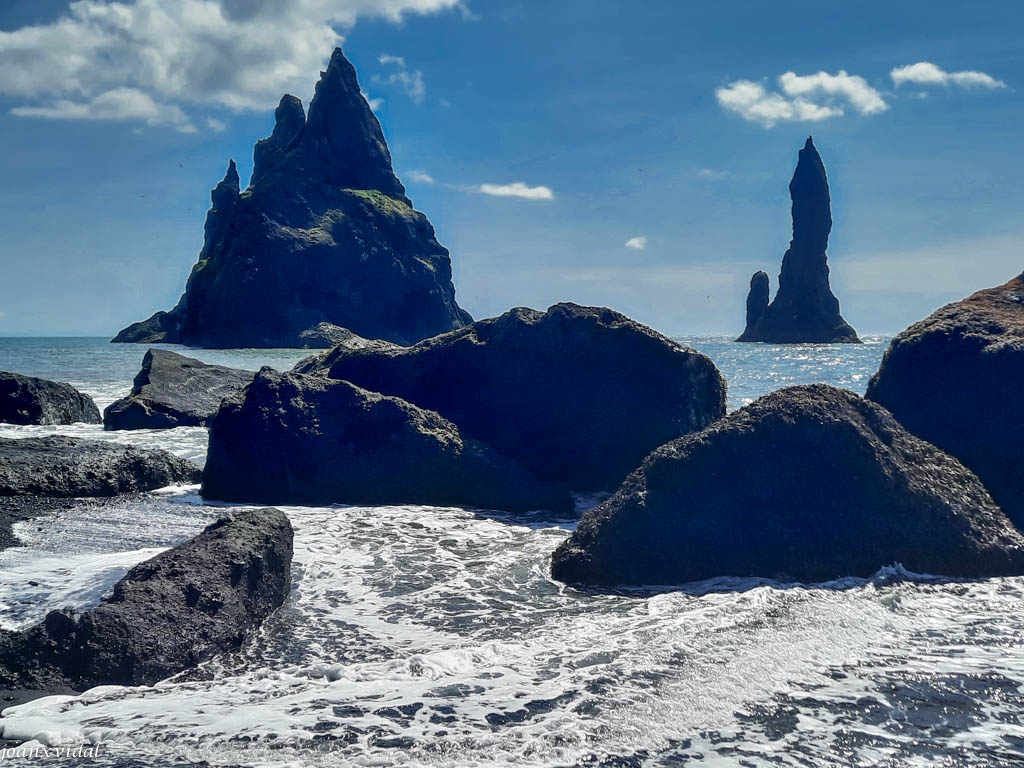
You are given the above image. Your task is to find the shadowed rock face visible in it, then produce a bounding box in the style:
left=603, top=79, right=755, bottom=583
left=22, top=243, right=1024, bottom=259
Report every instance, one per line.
left=738, top=138, right=859, bottom=344
left=0, top=372, right=100, bottom=426
left=104, top=349, right=254, bottom=430
left=866, top=273, right=1024, bottom=526
left=0, top=508, right=292, bottom=690
left=0, top=436, right=200, bottom=497
left=551, top=385, right=1024, bottom=587
left=202, top=368, right=573, bottom=513
left=301, top=303, right=728, bottom=491
left=112, top=47, right=470, bottom=349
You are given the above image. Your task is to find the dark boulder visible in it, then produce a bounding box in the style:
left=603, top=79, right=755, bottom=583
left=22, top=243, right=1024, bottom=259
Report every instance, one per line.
left=738, top=137, right=859, bottom=343
left=0, top=372, right=100, bottom=425
left=552, top=384, right=1024, bottom=587
left=866, top=273, right=1024, bottom=526
left=306, top=303, right=727, bottom=490
left=103, top=349, right=254, bottom=430
left=0, top=508, right=292, bottom=689
left=0, top=436, right=200, bottom=497
left=202, top=368, right=572, bottom=513
left=113, top=47, right=470, bottom=349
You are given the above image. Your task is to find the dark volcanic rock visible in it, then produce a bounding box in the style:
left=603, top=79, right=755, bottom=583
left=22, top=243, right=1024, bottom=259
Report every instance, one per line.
left=0, top=372, right=100, bottom=425
left=551, top=384, right=1024, bottom=586
left=112, top=47, right=470, bottom=349
left=738, top=137, right=860, bottom=343
left=745, top=270, right=770, bottom=331
left=866, top=273, right=1024, bottom=526
left=0, top=508, right=292, bottom=689
left=104, top=349, right=254, bottom=430
left=0, top=436, right=200, bottom=496
left=307, top=303, right=727, bottom=490
left=202, top=368, right=572, bottom=513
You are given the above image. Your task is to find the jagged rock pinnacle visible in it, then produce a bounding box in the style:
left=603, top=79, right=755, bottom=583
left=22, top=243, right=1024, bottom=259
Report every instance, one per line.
left=112, top=46, right=468, bottom=349
left=737, top=138, right=859, bottom=343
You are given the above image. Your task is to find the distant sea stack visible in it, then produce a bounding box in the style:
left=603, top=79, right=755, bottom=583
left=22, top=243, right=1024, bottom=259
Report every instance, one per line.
left=737, top=137, right=860, bottom=344
left=113, top=47, right=471, bottom=349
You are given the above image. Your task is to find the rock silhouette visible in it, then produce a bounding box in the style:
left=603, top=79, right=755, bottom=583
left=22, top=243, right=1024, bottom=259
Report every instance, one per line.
left=113, top=47, right=470, bottom=349
left=738, top=137, right=859, bottom=343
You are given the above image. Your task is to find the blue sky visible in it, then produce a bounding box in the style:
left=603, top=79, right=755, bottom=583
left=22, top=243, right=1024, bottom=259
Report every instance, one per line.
left=0, top=0, right=1021, bottom=337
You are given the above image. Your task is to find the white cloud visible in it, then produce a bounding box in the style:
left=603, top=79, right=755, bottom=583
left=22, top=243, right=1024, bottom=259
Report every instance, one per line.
left=408, top=170, right=435, bottom=184
left=696, top=168, right=729, bottom=181
left=373, top=52, right=426, bottom=103
left=207, top=117, right=228, bottom=132
left=891, top=62, right=1007, bottom=90
left=717, top=70, right=887, bottom=128
left=0, top=0, right=462, bottom=129
left=11, top=87, right=195, bottom=131
left=478, top=182, right=554, bottom=200
left=779, top=71, right=888, bottom=114
left=625, top=236, right=647, bottom=250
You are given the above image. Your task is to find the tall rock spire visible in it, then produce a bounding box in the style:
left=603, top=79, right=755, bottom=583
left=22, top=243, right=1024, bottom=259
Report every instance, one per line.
left=738, top=137, right=859, bottom=343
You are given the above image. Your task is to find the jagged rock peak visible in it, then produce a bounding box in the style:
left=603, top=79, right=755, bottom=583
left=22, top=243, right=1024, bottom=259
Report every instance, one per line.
left=302, top=47, right=407, bottom=201
left=789, top=135, right=832, bottom=253
left=745, top=270, right=770, bottom=331
left=211, top=159, right=239, bottom=203
left=271, top=94, right=306, bottom=145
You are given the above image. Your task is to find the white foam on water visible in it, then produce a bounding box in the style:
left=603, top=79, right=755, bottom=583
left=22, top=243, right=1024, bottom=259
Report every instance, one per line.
left=9, top=502, right=1017, bottom=767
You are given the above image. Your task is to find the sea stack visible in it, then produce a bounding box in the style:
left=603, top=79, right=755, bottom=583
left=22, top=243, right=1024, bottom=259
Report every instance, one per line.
left=113, top=47, right=471, bottom=349
left=737, top=137, right=859, bottom=343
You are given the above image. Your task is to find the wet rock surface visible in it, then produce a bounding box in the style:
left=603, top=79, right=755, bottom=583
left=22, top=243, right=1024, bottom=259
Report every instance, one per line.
left=552, top=384, right=1024, bottom=586
left=104, top=349, right=254, bottom=430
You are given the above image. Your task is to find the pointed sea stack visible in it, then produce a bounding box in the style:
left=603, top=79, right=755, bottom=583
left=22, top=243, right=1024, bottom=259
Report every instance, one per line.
left=113, top=47, right=471, bottom=349
left=737, top=137, right=859, bottom=343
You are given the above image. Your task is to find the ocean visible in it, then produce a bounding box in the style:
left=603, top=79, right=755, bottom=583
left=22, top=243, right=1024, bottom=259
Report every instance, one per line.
left=2, top=336, right=1024, bottom=767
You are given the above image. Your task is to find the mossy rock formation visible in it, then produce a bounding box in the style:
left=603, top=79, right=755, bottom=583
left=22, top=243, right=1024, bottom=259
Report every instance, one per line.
left=113, top=48, right=470, bottom=349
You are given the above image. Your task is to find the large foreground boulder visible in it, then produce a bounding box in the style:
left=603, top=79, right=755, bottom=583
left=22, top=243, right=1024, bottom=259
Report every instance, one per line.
left=0, top=372, right=100, bottom=425
left=112, top=47, right=470, bottom=349
left=0, top=508, right=292, bottom=690
left=104, top=349, right=254, bottom=430
left=552, top=385, right=1024, bottom=586
left=203, top=368, right=573, bottom=513
left=0, top=436, right=200, bottom=496
left=866, top=274, right=1024, bottom=526
left=300, top=303, right=727, bottom=490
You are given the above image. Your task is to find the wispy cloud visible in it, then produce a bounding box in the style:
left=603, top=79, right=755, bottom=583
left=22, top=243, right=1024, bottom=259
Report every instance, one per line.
left=374, top=53, right=426, bottom=103
left=11, top=88, right=195, bottom=131
left=207, top=117, right=228, bottom=132
left=625, top=236, right=647, bottom=250
left=478, top=182, right=554, bottom=200
left=0, top=0, right=463, bottom=130
left=408, top=170, right=435, bottom=184
left=695, top=168, right=729, bottom=181
left=716, top=70, right=887, bottom=128
left=891, top=62, right=1007, bottom=89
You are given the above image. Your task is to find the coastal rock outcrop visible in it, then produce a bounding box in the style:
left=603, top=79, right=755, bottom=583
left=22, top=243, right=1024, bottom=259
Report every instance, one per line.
left=104, top=349, right=253, bottom=430
left=112, top=47, right=470, bottom=349
left=0, top=372, right=100, bottom=425
left=551, top=385, right=1024, bottom=586
left=737, top=137, right=859, bottom=343
left=0, top=436, right=200, bottom=496
left=866, top=273, right=1024, bottom=526
left=0, top=508, right=292, bottom=690
left=202, top=368, right=572, bottom=512
left=302, top=303, right=727, bottom=490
